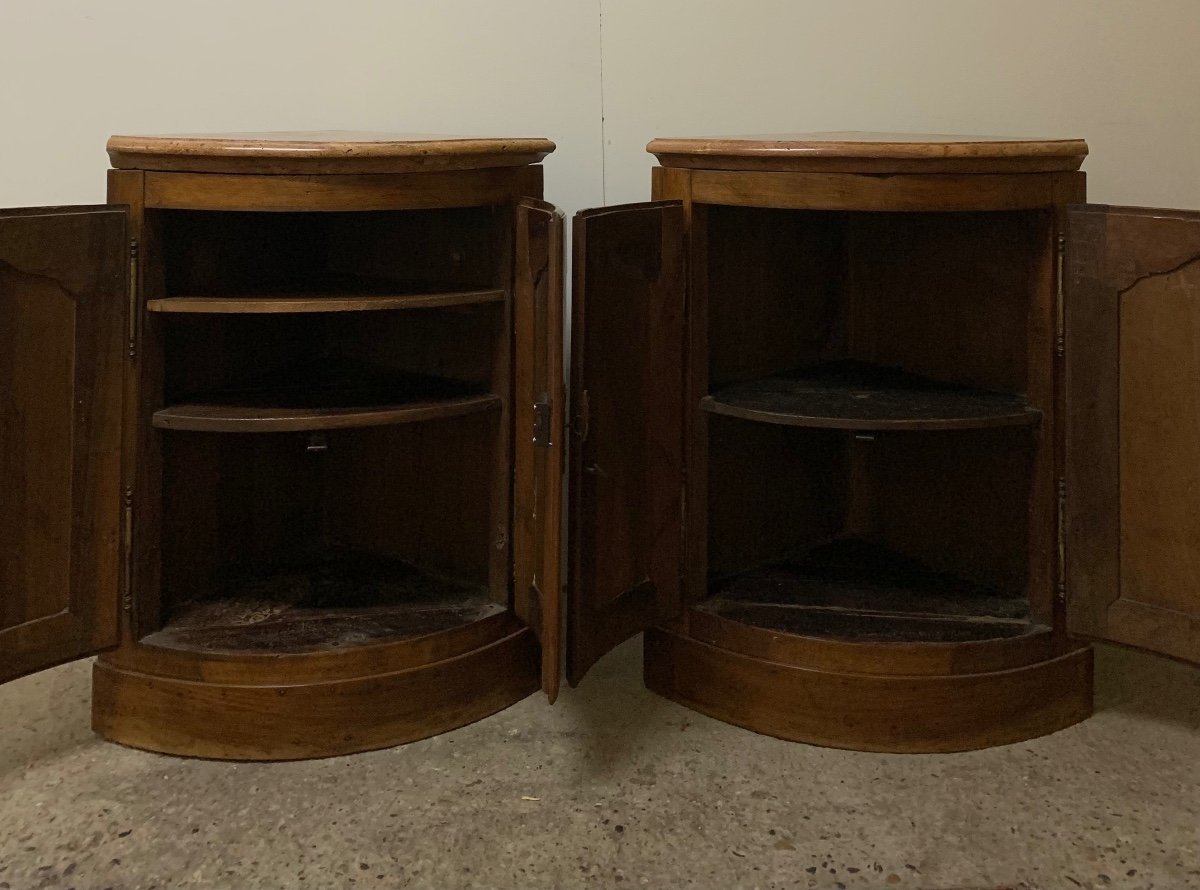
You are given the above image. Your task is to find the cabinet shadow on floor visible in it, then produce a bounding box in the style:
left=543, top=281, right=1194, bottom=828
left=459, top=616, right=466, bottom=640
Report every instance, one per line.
left=1092, top=642, right=1200, bottom=729
left=553, top=636, right=691, bottom=776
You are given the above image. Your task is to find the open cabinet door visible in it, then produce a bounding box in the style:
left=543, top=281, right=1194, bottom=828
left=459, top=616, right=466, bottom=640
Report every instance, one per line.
left=514, top=199, right=565, bottom=701
left=1066, top=204, right=1200, bottom=663
left=0, top=206, right=128, bottom=683
left=567, top=202, right=686, bottom=685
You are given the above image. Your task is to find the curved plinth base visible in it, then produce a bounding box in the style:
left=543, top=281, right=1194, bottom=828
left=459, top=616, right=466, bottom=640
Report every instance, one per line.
left=644, top=627, right=1093, bottom=753
left=92, top=627, right=539, bottom=760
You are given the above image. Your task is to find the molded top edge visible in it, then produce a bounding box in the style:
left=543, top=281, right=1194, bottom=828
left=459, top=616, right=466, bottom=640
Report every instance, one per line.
left=107, top=131, right=556, bottom=174
left=647, top=131, right=1088, bottom=172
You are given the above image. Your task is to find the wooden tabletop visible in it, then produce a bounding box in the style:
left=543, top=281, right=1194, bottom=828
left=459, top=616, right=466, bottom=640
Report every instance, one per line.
left=107, top=131, right=556, bottom=175
left=647, top=131, right=1088, bottom=174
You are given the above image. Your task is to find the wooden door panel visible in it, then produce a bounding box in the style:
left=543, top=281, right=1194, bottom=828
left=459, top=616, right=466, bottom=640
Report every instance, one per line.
left=513, top=199, right=565, bottom=701
left=1066, top=204, right=1200, bottom=662
left=0, top=206, right=127, bottom=683
left=567, top=202, right=686, bottom=684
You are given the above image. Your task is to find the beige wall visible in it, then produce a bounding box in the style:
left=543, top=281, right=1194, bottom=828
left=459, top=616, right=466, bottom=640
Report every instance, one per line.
left=600, top=0, right=1200, bottom=208
left=0, top=1, right=604, bottom=214
left=2, top=1, right=1198, bottom=214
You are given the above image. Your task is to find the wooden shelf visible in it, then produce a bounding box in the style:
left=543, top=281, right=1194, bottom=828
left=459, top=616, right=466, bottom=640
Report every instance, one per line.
left=143, top=553, right=503, bottom=654
left=699, top=538, right=1033, bottom=644
left=154, top=365, right=499, bottom=433
left=148, top=282, right=505, bottom=314
left=701, top=361, right=1040, bottom=431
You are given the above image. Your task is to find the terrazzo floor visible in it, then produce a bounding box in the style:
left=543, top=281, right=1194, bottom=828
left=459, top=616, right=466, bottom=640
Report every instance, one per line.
left=1, top=638, right=1197, bottom=890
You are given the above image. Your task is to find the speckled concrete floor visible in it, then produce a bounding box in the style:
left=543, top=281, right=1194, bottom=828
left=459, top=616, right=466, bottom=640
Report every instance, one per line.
left=1, top=639, right=1197, bottom=890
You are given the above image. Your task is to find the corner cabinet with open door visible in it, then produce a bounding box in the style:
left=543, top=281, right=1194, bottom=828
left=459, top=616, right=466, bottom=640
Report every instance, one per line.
left=566, top=133, right=1200, bottom=753
left=1, top=132, right=565, bottom=760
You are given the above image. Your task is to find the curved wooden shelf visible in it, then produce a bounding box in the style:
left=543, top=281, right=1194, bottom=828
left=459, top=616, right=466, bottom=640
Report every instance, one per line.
left=154, top=364, right=499, bottom=433
left=141, top=553, right=502, bottom=655
left=701, top=361, right=1040, bottom=431
left=148, top=287, right=505, bottom=314
left=154, top=392, right=499, bottom=433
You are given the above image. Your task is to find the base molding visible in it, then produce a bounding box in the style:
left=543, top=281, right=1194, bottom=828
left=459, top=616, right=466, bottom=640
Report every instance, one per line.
left=93, top=627, right=539, bottom=760
left=644, top=627, right=1093, bottom=753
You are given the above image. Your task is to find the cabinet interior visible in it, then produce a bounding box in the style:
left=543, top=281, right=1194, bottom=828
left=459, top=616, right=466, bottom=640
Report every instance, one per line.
left=698, top=205, right=1050, bottom=643
left=140, top=207, right=513, bottom=654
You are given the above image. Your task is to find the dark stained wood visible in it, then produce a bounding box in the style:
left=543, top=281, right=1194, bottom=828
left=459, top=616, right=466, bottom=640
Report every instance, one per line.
left=644, top=627, right=1092, bottom=753
left=109, top=610, right=522, bottom=685
left=93, top=626, right=540, bottom=760
left=147, top=287, right=505, bottom=314
left=1066, top=204, right=1200, bottom=664
left=153, top=392, right=500, bottom=433
left=512, top=199, right=565, bottom=702
left=144, top=552, right=498, bottom=654
left=567, top=202, right=687, bottom=684
left=701, top=361, right=1041, bottom=430
left=687, top=608, right=1055, bottom=677
left=157, top=417, right=498, bottom=621
left=152, top=355, right=499, bottom=433
left=0, top=206, right=127, bottom=683
left=159, top=207, right=503, bottom=300
left=708, top=538, right=1030, bottom=621
left=689, top=171, right=1062, bottom=212
left=144, top=169, right=529, bottom=212
left=704, top=418, right=844, bottom=580
left=700, top=604, right=1032, bottom=643
left=703, top=206, right=845, bottom=390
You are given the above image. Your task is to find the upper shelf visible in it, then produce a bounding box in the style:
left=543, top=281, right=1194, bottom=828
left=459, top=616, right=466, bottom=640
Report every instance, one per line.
left=154, top=365, right=499, bottom=433
left=148, top=283, right=505, bottom=314
left=701, top=361, right=1041, bottom=431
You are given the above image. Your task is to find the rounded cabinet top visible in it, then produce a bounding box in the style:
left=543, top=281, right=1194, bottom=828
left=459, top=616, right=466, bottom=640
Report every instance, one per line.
left=647, top=131, right=1088, bottom=174
left=107, top=131, right=556, bottom=175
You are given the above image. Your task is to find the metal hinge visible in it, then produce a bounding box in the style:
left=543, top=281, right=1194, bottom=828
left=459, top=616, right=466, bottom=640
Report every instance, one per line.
left=1056, top=476, right=1067, bottom=606
left=571, top=389, right=590, bottom=443
left=127, top=239, right=139, bottom=358
left=1054, top=232, right=1066, bottom=359
left=121, top=487, right=134, bottom=613
left=532, top=396, right=553, bottom=447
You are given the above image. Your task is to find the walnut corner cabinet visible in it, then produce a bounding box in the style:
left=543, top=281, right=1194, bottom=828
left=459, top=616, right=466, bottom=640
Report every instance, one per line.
left=0, top=132, right=567, bottom=759
left=566, top=132, right=1200, bottom=753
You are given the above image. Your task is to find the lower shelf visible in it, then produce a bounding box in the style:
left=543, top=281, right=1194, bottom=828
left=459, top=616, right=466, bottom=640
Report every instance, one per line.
left=701, top=538, right=1031, bottom=644
left=645, top=627, right=1093, bottom=753
left=700, top=361, right=1041, bottom=430
left=146, top=554, right=501, bottom=654
left=154, top=367, right=498, bottom=433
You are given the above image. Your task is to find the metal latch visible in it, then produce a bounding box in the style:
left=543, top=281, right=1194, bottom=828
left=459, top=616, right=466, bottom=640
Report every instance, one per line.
left=532, top=397, right=552, bottom=447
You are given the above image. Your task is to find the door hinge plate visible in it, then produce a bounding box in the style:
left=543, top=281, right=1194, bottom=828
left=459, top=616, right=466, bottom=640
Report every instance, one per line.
left=1056, top=476, right=1067, bottom=606
left=127, top=239, right=139, bottom=358
left=532, top=397, right=553, bottom=447
left=1055, top=232, right=1066, bottom=359
left=121, top=486, right=134, bottom=613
